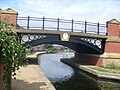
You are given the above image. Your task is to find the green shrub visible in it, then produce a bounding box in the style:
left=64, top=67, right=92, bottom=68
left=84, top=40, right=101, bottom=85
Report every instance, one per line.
left=0, top=19, right=28, bottom=89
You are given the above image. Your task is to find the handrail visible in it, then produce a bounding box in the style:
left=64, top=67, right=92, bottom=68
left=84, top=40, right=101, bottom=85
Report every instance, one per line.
left=16, top=16, right=107, bottom=35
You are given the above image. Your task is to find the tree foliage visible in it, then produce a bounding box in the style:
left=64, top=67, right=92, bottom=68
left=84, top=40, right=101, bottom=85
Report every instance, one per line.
left=0, top=19, right=28, bottom=89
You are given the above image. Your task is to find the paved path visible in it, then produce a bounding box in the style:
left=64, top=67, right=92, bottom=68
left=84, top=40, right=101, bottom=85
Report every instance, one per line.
left=12, top=52, right=56, bottom=90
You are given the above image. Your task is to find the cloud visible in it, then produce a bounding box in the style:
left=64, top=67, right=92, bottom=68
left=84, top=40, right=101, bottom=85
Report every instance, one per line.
left=0, top=0, right=120, bottom=23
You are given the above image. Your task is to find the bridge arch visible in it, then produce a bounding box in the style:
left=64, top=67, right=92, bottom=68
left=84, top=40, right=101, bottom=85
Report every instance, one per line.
left=20, top=34, right=104, bottom=54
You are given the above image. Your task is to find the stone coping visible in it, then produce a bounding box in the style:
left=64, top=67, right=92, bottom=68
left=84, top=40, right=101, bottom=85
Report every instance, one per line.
left=106, top=36, right=120, bottom=42
left=15, top=29, right=107, bottom=39
left=61, top=59, right=120, bottom=81
left=101, top=52, right=120, bottom=59
left=75, top=52, right=120, bottom=59
left=0, top=8, right=18, bottom=15
left=27, top=51, right=46, bottom=58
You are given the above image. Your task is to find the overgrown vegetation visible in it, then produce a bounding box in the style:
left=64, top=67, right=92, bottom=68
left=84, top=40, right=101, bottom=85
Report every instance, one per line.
left=100, top=63, right=120, bottom=70
left=0, top=19, right=28, bottom=89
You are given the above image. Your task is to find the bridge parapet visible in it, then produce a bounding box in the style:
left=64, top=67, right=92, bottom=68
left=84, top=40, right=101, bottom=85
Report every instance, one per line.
left=16, top=16, right=107, bottom=35
left=0, top=8, right=18, bottom=29
left=105, top=19, right=120, bottom=53
left=106, top=19, right=120, bottom=37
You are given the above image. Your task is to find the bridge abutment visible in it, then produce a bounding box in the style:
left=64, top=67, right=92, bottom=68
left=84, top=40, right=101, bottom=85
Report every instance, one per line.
left=75, top=19, right=120, bottom=66
left=0, top=8, right=18, bottom=29
left=102, top=19, right=120, bottom=66
left=0, top=8, right=18, bottom=90
left=105, top=19, right=120, bottom=53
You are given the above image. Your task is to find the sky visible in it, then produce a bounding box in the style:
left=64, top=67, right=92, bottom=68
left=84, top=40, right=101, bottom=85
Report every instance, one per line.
left=0, top=0, right=120, bottom=23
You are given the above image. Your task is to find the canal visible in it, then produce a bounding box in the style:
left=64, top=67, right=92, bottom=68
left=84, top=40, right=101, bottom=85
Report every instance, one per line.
left=38, top=52, right=120, bottom=90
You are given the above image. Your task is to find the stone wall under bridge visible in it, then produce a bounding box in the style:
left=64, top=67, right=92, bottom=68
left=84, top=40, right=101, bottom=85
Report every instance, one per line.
left=74, top=53, right=120, bottom=66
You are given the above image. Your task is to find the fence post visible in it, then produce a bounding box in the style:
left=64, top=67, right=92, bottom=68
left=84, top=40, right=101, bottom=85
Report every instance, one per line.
left=71, top=19, right=73, bottom=32
left=97, top=22, right=99, bottom=34
left=43, top=17, right=45, bottom=30
left=57, top=18, right=59, bottom=31
left=85, top=21, right=87, bottom=33
left=27, top=16, right=30, bottom=29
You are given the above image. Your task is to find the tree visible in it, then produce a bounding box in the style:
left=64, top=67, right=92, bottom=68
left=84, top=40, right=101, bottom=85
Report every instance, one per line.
left=43, top=44, right=55, bottom=53
left=0, top=19, right=28, bottom=90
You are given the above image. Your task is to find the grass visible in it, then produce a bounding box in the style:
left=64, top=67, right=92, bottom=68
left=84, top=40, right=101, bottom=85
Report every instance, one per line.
left=61, top=57, right=74, bottom=60
left=91, top=67, right=109, bottom=72
left=100, top=63, right=120, bottom=70
left=90, top=63, right=120, bottom=74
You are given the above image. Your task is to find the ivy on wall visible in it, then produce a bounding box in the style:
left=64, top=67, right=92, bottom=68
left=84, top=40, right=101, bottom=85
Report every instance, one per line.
left=0, top=19, right=28, bottom=89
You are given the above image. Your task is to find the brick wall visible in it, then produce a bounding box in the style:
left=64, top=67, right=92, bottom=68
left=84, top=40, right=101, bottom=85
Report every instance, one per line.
left=105, top=42, right=120, bottom=53
left=105, top=19, right=120, bottom=53
left=0, top=8, right=18, bottom=29
left=0, top=13, right=17, bottom=28
left=107, top=19, right=120, bottom=37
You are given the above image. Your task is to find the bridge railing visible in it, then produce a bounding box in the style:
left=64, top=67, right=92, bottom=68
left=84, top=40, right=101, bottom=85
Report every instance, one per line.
left=17, top=16, right=107, bottom=35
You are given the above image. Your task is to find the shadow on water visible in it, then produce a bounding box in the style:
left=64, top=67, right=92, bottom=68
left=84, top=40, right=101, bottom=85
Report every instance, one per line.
left=54, top=68, right=120, bottom=90
left=54, top=69, right=100, bottom=90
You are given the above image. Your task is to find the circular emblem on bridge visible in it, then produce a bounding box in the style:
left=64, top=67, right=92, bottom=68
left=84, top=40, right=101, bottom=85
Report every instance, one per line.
left=63, top=33, right=69, bottom=40
left=60, top=33, right=70, bottom=41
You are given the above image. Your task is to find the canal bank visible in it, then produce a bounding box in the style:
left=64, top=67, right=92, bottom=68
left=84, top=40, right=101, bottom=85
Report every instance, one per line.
left=61, top=59, right=120, bottom=81
left=12, top=52, right=56, bottom=90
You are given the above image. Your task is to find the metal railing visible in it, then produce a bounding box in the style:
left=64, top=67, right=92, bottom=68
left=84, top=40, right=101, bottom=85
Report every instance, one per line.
left=17, top=16, right=107, bottom=35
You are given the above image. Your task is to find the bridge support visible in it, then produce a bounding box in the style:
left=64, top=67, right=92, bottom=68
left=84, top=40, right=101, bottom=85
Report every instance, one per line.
left=0, top=8, right=17, bottom=90
left=102, top=19, right=120, bottom=66
left=75, top=19, right=120, bottom=66
left=0, top=8, right=18, bottom=29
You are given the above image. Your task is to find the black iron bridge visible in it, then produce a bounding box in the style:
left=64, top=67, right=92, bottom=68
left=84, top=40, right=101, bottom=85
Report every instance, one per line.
left=16, top=16, right=107, bottom=54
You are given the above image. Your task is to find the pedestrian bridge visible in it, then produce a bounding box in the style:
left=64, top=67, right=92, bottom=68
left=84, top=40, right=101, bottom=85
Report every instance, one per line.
left=16, top=16, right=107, bottom=54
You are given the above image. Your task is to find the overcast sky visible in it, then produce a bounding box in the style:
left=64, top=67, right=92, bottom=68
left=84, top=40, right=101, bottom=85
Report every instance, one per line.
left=0, top=0, right=120, bottom=23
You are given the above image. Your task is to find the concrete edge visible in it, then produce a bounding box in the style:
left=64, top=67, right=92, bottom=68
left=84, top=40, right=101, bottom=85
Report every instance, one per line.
left=26, top=52, right=56, bottom=90
left=61, top=59, right=120, bottom=81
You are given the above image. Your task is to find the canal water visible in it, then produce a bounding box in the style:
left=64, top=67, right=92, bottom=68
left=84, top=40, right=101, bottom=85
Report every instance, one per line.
left=38, top=52, right=120, bottom=90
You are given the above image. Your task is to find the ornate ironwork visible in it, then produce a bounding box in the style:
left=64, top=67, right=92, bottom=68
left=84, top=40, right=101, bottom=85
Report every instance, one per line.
left=80, top=38, right=102, bottom=49
left=19, top=34, right=47, bottom=44
left=19, top=33, right=103, bottom=49
left=17, top=33, right=105, bottom=54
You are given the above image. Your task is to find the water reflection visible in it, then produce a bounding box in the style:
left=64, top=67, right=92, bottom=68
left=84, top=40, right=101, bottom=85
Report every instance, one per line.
left=38, top=52, right=74, bottom=83
left=38, top=52, right=120, bottom=90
